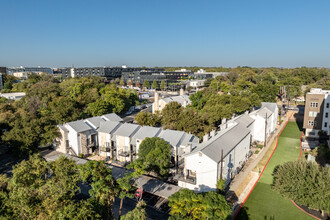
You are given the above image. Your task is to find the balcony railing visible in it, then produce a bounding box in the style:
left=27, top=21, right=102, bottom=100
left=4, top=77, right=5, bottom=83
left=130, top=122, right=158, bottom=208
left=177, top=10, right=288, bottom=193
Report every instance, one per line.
left=100, top=147, right=111, bottom=152
left=178, top=175, right=196, bottom=185
left=87, top=142, right=95, bottom=148
left=118, top=150, right=129, bottom=157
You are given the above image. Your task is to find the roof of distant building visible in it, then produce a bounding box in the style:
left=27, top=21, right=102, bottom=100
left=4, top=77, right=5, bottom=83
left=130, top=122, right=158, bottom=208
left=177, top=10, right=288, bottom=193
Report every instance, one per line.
left=162, top=95, right=191, bottom=106
left=97, top=121, right=122, bottom=134
left=261, top=102, right=278, bottom=114
left=113, top=123, right=140, bottom=138
left=84, top=116, right=105, bottom=129
left=130, top=126, right=162, bottom=144
left=187, top=123, right=250, bottom=163
left=102, top=113, right=123, bottom=122
left=234, top=113, right=255, bottom=127
left=66, top=120, right=92, bottom=133
left=250, top=106, right=273, bottom=119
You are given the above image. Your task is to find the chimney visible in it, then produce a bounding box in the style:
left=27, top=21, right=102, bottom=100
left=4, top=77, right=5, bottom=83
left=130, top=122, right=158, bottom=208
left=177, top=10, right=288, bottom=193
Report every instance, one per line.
left=154, top=92, right=159, bottom=112
left=203, top=134, right=209, bottom=143
left=180, top=88, right=184, bottom=96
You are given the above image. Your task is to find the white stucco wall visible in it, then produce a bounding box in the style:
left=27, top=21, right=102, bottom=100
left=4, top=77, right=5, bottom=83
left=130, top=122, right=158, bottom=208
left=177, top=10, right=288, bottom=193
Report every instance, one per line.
left=179, top=152, right=218, bottom=191
left=65, top=125, right=80, bottom=155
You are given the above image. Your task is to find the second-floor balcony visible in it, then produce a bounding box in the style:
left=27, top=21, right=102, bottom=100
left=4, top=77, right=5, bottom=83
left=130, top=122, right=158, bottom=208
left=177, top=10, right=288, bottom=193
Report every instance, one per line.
left=118, top=150, right=129, bottom=157
left=178, top=175, right=196, bottom=185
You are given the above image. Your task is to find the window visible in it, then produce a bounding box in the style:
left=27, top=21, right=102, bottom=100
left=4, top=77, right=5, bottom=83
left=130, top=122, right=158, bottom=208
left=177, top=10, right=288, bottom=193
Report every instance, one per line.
left=308, top=120, right=317, bottom=126
left=326, top=112, right=328, bottom=118
left=327, top=103, right=329, bottom=108
left=309, top=111, right=317, bottom=117
left=310, top=102, right=318, bottom=108
left=325, top=122, right=328, bottom=127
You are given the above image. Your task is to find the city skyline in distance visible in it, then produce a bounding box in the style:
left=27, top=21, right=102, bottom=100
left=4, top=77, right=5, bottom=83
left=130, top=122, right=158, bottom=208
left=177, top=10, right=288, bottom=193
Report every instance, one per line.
left=1, top=0, right=330, bottom=68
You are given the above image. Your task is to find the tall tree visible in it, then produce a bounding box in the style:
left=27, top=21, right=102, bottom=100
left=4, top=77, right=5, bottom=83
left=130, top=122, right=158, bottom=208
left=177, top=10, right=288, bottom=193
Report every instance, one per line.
left=160, top=80, right=166, bottom=91
left=1, top=154, right=99, bottom=219
left=272, top=160, right=330, bottom=215
left=137, top=137, right=171, bottom=177
left=151, top=80, right=159, bottom=90
left=168, top=189, right=231, bottom=220
left=161, top=102, right=183, bottom=130
left=117, top=174, right=135, bottom=218
left=80, top=160, right=118, bottom=220
left=121, top=200, right=147, bottom=220
left=142, top=81, right=150, bottom=90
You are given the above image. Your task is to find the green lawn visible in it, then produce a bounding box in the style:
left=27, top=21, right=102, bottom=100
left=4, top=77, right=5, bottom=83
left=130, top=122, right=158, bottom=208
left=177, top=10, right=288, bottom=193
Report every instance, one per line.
left=237, top=122, right=314, bottom=220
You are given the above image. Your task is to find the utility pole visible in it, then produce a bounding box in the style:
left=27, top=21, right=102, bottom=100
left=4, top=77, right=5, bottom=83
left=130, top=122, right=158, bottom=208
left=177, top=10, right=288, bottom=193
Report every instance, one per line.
left=220, top=149, right=223, bottom=180
left=264, top=113, right=267, bottom=148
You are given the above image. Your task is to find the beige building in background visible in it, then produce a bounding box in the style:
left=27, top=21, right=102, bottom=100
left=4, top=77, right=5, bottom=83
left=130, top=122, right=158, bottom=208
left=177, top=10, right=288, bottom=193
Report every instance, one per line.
left=303, top=88, right=330, bottom=137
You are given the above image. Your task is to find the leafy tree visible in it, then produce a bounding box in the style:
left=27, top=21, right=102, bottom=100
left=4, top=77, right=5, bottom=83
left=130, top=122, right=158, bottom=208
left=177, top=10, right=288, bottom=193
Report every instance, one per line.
left=160, top=80, right=166, bottom=91
left=137, top=137, right=172, bottom=177
left=272, top=160, right=330, bottom=215
left=117, top=174, right=135, bottom=218
left=161, top=102, right=183, bottom=129
left=121, top=200, right=147, bottom=220
left=151, top=80, right=159, bottom=90
left=168, top=189, right=231, bottom=220
left=80, top=160, right=118, bottom=220
left=1, top=154, right=100, bottom=219
left=142, top=81, right=150, bottom=89
left=135, top=81, right=140, bottom=88
left=251, top=81, right=278, bottom=102
left=119, top=79, right=125, bottom=86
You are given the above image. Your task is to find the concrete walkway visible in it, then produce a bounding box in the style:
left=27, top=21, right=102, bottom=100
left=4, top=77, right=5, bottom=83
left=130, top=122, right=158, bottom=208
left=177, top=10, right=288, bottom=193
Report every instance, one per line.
left=41, top=150, right=181, bottom=199
left=228, top=111, right=293, bottom=201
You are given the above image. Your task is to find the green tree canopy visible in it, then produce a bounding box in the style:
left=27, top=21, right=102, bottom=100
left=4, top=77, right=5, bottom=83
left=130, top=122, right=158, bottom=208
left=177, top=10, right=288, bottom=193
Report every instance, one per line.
left=168, top=189, right=231, bottom=220
left=161, top=102, right=183, bottom=130
left=0, top=154, right=100, bottom=219
left=137, top=137, right=172, bottom=177
left=272, top=160, right=330, bottom=214
left=143, top=81, right=150, bottom=89
left=151, top=80, right=159, bottom=90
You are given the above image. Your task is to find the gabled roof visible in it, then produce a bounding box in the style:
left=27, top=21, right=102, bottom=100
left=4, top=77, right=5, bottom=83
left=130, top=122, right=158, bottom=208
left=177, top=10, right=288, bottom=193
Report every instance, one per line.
left=57, top=124, right=69, bottom=133
left=158, top=129, right=198, bottom=147
left=234, top=114, right=255, bottom=127
left=102, top=113, right=123, bottom=122
left=97, top=121, right=122, bottom=134
left=162, top=95, right=191, bottom=106
left=186, top=123, right=250, bottom=163
left=66, top=120, right=93, bottom=133
left=130, top=126, right=162, bottom=144
left=112, top=123, right=140, bottom=138
left=250, top=106, right=273, bottom=119
left=261, top=102, right=278, bottom=114
left=84, top=116, right=105, bottom=129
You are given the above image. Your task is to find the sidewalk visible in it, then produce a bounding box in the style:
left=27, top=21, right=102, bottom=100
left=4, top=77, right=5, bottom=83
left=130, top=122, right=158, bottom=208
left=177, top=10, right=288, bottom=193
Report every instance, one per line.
left=228, top=111, right=292, bottom=203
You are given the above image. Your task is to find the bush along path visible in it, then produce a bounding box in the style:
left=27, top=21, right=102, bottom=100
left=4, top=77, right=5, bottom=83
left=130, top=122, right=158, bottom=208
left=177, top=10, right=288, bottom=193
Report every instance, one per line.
left=234, top=120, right=315, bottom=220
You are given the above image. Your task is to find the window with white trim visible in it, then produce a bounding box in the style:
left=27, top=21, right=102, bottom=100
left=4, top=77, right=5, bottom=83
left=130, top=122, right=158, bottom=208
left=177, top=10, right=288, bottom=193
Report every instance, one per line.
left=325, top=122, right=328, bottom=128
left=325, top=112, right=328, bottom=118
left=309, top=111, right=317, bottom=117
left=310, top=102, right=318, bottom=108
left=308, top=120, right=317, bottom=126
left=326, top=103, right=329, bottom=108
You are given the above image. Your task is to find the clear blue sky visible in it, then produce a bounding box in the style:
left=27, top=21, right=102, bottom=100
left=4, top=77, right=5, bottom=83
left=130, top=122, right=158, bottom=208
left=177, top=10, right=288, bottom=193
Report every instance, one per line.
left=1, top=0, right=330, bottom=68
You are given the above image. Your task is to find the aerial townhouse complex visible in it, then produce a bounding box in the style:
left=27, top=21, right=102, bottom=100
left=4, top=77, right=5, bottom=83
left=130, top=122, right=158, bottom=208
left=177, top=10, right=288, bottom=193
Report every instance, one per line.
left=303, top=88, right=330, bottom=138
left=55, top=102, right=278, bottom=192
left=178, top=102, right=278, bottom=191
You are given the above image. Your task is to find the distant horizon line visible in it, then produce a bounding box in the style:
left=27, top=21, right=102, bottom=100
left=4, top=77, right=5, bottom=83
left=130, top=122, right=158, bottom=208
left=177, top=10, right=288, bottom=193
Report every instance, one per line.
left=2, top=65, right=330, bottom=69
